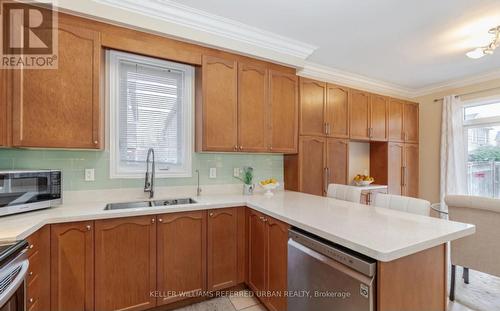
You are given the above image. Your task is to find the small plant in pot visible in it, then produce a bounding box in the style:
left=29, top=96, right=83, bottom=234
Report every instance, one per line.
left=234, top=166, right=255, bottom=195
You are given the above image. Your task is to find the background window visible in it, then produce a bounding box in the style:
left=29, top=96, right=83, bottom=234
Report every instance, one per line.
left=109, top=50, right=194, bottom=178
left=464, top=101, right=500, bottom=198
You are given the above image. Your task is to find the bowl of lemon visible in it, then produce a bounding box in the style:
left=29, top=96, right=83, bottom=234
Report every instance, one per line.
left=353, top=174, right=375, bottom=186
left=259, top=178, right=279, bottom=196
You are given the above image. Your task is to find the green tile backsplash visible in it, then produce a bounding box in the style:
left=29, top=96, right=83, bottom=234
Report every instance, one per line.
left=0, top=149, right=284, bottom=191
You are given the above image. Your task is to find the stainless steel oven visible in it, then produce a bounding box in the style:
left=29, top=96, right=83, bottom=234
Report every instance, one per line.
left=288, top=228, right=377, bottom=311
left=0, top=170, right=62, bottom=217
left=0, top=240, right=29, bottom=311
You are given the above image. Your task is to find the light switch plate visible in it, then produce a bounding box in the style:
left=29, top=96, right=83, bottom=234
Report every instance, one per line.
left=209, top=167, right=217, bottom=179
left=84, top=168, right=95, bottom=181
left=233, top=167, right=241, bottom=178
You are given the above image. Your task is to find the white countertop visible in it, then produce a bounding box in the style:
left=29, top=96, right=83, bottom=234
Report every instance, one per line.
left=0, top=190, right=475, bottom=262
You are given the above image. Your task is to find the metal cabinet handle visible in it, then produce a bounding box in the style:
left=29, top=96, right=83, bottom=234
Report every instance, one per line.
left=29, top=298, right=34, bottom=303
left=94, top=140, right=98, bottom=145
left=239, top=146, right=243, bottom=151
left=233, top=145, right=238, bottom=151
left=323, top=167, right=329, bottom=195
left=158, top=218, right=163, bottom=223
left=86, top=225, right=91, bottom=231
left=29, top=244, right=34, bottom=249
left=209, top=212, right=214, bottom=217
left=263, top=218, right=268, bottom=222
left=29, top=271, right=33, bottom=276
left=151, top=218, right=155, bottom=224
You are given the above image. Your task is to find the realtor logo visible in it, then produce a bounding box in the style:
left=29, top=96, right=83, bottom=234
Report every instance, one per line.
left=1, top=0, right=58, bottom=68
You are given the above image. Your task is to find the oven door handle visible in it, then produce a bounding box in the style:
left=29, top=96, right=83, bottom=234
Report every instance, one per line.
left=0, top=257, right=29, bottom=308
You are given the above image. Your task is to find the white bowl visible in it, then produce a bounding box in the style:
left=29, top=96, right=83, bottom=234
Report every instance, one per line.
left=259, top=182, right=279, bottom=196
left=354, top=180, right=374, bottom=186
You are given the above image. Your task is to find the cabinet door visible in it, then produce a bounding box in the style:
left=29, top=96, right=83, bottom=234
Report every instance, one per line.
left=404, top=102, right=419, bottom=143
left=269, top=70, right=298, bottom=153
left=238, top=63, right=268, bottom=152
left=326, top=84, right=349, bottom=138
left=200, top=55, right=238, bottom=151
left=248, top=209, right=267, bottom=294
left=95, top=216, right=156, bottom=311
left=404, top=144, right=419, bottom=197
left=299, top=136, right=326, bottom=196
left=388, top=143, right=404, bottom=195
left=157, top=211, right=206, bottom=305
left=349, top=90, right=370, bottom=140
left=207, top=208, right=238, bottom=291
left=326, top=138, right=349, bottom=185
left=12, top=22, right=101, bottom=148
left=300, top=78, right=326, bottom=136
left=266, top=217, right=290, bottom=311
left=26, top=226, right=50, bottom=311
left=388, top=99, right=404, bottom=142
left=51, top=222, right=94, bottom=311
left=0, top=69, right=10, bottom=147
left=370, top=94, right=388, bottom=141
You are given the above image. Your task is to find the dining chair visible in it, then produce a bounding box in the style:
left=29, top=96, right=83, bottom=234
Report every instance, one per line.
left=445, top=195, right=500, bottom=301
left=373, top=193, right=431, bottom=216
left=326, top=184, right=363, bottom=203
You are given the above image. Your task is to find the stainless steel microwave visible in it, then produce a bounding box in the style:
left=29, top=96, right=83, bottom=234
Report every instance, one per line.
left=0, top=170, right=62, bottom=217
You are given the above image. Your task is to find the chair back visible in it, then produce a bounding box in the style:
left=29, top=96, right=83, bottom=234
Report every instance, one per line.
left=446, top=195, right=500, bottom=278
left=373, top=193, right=431, bottom=216
left=326, top=184, right=362, bottom=203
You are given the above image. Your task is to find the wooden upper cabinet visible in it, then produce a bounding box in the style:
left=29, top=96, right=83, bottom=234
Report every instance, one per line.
left=248, top=209, right=267, bottom=294
left=404, top=102, right=419, bottom=143
left=326, top=138, right=349, bottom=185
left=51, top=222, right=94, bottom=311
left=403, top=143, right=419, bottom=197
left=388, top=99, right=405, bottom=142
left=299, top=136, right=326, bottom=196
left=370, top=94, right=388, bottom=141
left=0, top=70, right=10, bottom=147
left=300, top=78, right=326, bottom=136
left=199, top=55, right=238, bottom=151
left=349, top=89, right=370, bottom=140
left=269, top=70, right=298, bottom=153
left=238, top=62, right=268, bottom=152
left=207, top=208, right=238, bottom=291
left=95, top=216, right=156, bottom=311
left=12, top=21, right=102, bottom=148
left=388, top=142, right=404, bottom=195
left=157, top=211, right=206, bottom=306
left=326, top=84, right=349, bottom=138
left=266, top=218, right=290, bottom=311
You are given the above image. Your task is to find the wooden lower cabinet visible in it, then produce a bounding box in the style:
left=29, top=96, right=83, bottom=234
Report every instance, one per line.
left=50, top=222, right=94, bottom=311
left=26, top=226, right=50, bottom=311
left=207, top=208, right=239, bottom=291
left=157, top=211, right=206, bottom=306
left=248, top=209, right=290, bottom=311
left=94, top=216, right=157, bottom=311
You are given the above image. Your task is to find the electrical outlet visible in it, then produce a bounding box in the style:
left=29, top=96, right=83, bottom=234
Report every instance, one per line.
left=209, top=167, right=217, bottom=179
left=233, top=167, right=241, bottom=177
left=84, top=168, right=95, bottom=181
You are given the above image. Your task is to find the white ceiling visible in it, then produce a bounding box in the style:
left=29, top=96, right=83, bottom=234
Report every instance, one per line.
left=171, top=0, right=500, bottom=90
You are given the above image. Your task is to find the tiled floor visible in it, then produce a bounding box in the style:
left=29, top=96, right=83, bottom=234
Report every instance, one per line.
left=173, top=289, right=478, bottom=311
left=173, top=290, right=265, bottom=311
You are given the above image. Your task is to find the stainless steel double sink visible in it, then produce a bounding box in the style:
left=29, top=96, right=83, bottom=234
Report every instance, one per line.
left=104, top=198, right=197, bottom=210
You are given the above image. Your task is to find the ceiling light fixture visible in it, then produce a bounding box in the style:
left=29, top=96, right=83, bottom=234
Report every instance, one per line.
left=466, top=25, right=500, bottom=59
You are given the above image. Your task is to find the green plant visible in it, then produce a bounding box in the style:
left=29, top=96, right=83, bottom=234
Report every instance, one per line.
left=234, top=166, right=254, bottom=185
left=469, top=145, right=500, bottom=161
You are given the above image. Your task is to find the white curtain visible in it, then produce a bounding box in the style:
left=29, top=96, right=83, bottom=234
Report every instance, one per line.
left=440, top=95, right=467, bottom=207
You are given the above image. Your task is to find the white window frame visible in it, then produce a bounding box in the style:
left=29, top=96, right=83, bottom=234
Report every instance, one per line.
left=462, top=95, right=500, bottom=196
left=108, top=50, right=194, bottom=179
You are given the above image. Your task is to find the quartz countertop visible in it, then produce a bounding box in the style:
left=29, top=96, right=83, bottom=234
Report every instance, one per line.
left=0, top=190, right=474, bottom=262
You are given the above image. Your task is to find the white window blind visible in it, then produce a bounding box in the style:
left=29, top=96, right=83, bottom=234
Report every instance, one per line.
left=109, top=50, right=194, bottom=178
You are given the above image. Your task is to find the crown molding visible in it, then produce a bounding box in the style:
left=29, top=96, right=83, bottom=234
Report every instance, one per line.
left=410, top=69, right=500, bottom=98
left=298, top=62, right=415, bottom=99
left=93, top=0, right=317, bottom=60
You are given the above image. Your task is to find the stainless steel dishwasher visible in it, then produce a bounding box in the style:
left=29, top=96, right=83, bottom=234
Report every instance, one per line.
left=288, top=228, right=376, bottom=311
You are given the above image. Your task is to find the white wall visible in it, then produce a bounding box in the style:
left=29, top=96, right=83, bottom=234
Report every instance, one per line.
left=348, top=142, right=370, bottom=184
